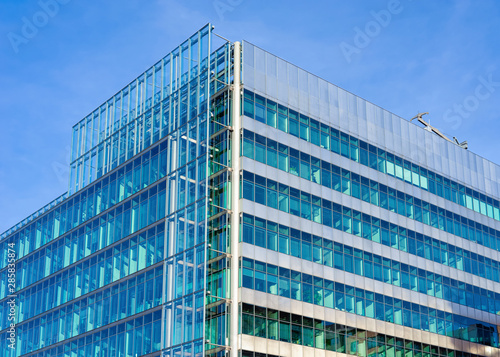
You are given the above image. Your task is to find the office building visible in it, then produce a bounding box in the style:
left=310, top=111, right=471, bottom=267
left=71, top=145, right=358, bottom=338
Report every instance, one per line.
left=1, top=24, right=499, bottom=357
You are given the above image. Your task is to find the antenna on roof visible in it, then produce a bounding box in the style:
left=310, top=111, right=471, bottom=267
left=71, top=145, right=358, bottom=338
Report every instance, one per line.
left=453, top=137, right=468, bottom=150
left=410, top=112, right=468, bottom=150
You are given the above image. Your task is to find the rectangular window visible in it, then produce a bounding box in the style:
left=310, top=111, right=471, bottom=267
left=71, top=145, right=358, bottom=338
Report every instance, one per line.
left=267, top=108, right=277, bottom=128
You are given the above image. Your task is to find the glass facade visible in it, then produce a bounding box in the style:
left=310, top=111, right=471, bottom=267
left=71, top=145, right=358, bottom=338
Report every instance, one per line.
left=241, top=90, right=500, bottom=223
left=1, top=26, right=500, bottom=357
left=238, top=41, right=500, bottom=356
left=0, top=24, right=227, bottom=357
left=241, top=303, right=487, bottom=357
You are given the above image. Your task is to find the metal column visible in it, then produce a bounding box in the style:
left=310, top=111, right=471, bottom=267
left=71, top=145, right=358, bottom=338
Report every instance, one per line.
left=230, top=41, right=241, bottom=357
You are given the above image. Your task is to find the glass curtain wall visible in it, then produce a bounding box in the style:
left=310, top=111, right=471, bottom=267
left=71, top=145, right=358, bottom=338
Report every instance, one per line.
left=161, top=36, right=235, bottom=357
left=0, top=24, right=215, bottom=357
left=160, top=25, right=213, bottom=357
left=69, top=27, right=212, bottom=195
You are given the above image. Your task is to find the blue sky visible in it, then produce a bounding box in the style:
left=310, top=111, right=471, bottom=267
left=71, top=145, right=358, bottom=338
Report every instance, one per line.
left=1, top=0, right=500, bottom=233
